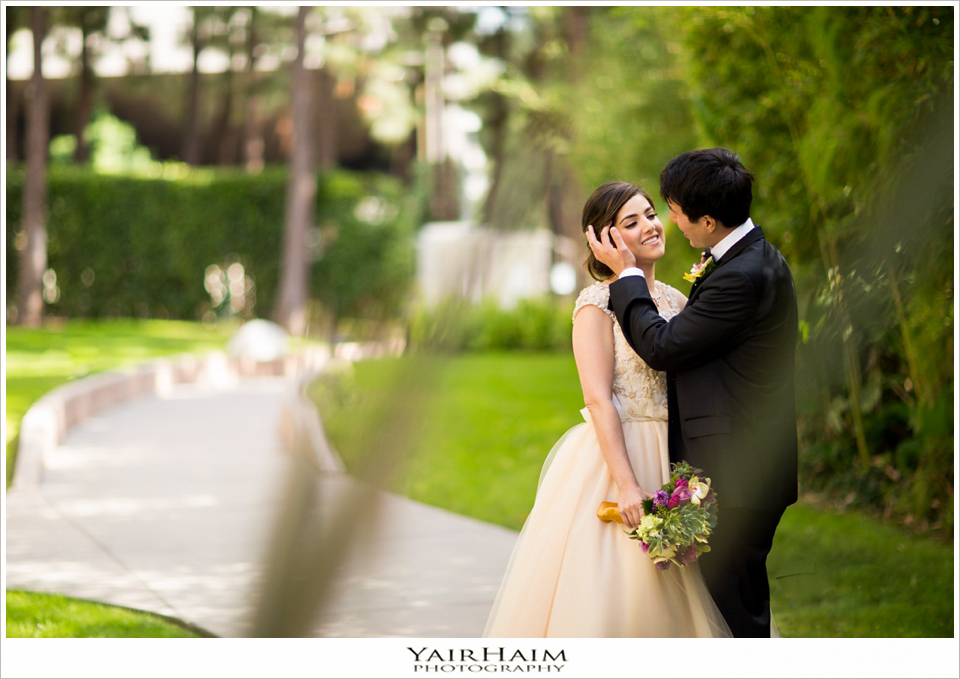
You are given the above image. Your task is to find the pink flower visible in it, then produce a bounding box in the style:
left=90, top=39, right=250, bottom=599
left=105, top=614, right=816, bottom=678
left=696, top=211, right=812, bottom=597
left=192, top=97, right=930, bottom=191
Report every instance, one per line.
left=640, top=542, right=650, bottom=554
left=674, top=477, right=687, bottom=488
left=666, top=485, right=693, bottom=509
left=677, top=543, right=699, bottom=565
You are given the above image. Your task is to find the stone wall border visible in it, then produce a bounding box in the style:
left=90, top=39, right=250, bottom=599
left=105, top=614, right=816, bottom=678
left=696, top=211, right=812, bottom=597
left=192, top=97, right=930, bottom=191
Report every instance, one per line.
left=13, top=339, right=406, bottom=488
left=13, top=348, right=326, bottom=487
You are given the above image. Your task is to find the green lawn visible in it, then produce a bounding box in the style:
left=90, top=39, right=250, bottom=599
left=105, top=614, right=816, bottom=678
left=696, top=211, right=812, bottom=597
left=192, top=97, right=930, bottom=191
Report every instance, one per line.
left=5, top=317, right=236, bottom=637
left=310, top=351, right=584, bottom=529
left=6, top=327, right=953, bottom=639
left=312, top=352, right=956, bottom=638
left=5, top=590, right=202, bottom=637
left=769, top=503, right=954, bottom=637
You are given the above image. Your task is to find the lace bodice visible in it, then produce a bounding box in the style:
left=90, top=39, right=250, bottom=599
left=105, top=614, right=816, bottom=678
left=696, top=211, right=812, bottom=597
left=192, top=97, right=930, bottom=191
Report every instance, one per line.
left=573, top=280, right=682, bottom=422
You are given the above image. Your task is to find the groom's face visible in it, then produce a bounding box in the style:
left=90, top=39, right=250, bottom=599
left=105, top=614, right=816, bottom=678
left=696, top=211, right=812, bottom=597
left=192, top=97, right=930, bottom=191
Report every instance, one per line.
left=667, top=201, right=712, bottom=249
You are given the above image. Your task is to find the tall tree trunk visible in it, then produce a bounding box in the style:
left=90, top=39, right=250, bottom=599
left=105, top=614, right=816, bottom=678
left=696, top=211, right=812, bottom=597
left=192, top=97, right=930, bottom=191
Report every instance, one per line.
left=544, top=149, right=582, bottom=244
left=182, top=10, right=202, bottom=165
left=390, top=134, right=415, bottom=184
left=544, top=6, right=586, bottom=243
left=423, top=24, right=459, bottom=221
left=315, top=66, right=337, bottom=171
left=6, top=80, right=19, bottom=162
left=17, top=7, right=49, bottom=327
left=242, top=7, right=263, bottom=172
left=272, top=7, right=315, bottom=335
left=480, top=25, right=509, bottom=228
left=243, top=93, right=263, bottom=172
left=215, top=61, right=236, bottom=165
left=6, top=16, right=21, bottom=161
left=432, top=158, right=459, bottom=221
left=72, top=11, right=95, bottom=163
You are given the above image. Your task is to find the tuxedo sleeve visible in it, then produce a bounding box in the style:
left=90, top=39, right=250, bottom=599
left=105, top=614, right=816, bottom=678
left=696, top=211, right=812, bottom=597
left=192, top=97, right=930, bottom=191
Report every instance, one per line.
left=609, top=268, right=760, bottom=372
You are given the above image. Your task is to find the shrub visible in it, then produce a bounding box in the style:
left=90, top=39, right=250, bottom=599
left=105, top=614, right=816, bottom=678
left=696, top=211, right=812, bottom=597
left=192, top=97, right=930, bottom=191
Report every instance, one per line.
left=6, top=165, right=419, bottom=325
left=407, top=296, right=573, bottom=353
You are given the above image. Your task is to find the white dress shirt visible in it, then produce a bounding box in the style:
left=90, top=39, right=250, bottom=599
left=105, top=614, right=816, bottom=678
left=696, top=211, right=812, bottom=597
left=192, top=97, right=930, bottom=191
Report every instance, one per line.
left=619, top=218, right=756, bottom=279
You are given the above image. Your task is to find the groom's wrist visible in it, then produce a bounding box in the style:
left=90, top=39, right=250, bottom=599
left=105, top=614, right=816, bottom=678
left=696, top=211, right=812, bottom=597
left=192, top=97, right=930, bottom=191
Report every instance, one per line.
left=618, top=267, right=644, bottom=279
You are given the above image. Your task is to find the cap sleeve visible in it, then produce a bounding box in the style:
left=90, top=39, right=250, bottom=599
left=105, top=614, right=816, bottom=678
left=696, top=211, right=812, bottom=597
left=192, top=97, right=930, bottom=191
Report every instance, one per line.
left=573, top=282, right=616, bottom=322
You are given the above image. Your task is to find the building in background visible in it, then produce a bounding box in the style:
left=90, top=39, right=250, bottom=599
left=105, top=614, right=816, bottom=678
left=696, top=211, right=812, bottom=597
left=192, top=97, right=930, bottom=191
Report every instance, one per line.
left=416, top=221, right=579, bottom=309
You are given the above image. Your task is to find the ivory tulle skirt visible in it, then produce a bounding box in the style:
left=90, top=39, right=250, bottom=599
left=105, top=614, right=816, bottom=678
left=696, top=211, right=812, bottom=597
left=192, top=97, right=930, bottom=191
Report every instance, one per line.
left=483, top=418, right=731, bottom=638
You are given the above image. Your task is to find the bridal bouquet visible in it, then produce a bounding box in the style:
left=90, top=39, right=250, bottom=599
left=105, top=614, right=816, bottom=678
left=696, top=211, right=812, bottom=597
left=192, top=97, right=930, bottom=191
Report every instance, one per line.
left=598, top=461, right=718, bottom=571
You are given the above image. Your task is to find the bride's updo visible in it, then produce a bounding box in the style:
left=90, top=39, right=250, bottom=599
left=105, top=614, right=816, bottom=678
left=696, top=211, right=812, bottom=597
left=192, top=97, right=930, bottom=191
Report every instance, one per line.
left=581, top=181, right=652, bottom=281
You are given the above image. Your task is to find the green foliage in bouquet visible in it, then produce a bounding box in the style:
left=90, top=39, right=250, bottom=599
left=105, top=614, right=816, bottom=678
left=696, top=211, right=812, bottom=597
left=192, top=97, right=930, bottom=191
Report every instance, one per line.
left=630, top=461, right=718, bottom=570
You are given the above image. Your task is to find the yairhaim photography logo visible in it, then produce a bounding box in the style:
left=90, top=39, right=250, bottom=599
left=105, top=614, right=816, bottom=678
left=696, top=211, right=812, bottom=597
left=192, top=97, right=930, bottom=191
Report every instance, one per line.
left=408, top=647, right=567, bottom=673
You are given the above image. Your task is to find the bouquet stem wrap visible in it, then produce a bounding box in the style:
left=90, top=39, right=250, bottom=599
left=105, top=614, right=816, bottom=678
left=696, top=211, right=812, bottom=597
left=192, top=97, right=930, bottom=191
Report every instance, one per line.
left=596, top=502, right=624, bottom=524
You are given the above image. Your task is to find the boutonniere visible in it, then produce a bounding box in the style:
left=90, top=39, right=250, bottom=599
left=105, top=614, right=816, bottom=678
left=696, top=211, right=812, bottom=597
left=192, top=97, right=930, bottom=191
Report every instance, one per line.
left=682, top=254, right=716, bottom=284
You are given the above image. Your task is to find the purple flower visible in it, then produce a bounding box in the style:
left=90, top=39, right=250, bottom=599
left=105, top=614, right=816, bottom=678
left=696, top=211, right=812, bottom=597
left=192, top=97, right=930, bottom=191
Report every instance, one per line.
left=653, top=490, right=670, bottom=507
left=674, top=477, right=687, bottom=488
left=666, top=485, right=693, bottom=509
left=656, top=561, right=670, bottom=571
left=640, top=541, right=650, bottom=554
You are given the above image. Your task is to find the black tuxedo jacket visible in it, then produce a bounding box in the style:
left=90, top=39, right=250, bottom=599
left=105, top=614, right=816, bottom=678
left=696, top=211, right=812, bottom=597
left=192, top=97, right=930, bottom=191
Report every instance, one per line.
left=609, top=226, right=799, bottom=511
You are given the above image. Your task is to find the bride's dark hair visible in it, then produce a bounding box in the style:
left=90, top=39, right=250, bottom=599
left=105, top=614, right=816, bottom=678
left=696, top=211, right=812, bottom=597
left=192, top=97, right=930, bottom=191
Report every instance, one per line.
left=581, top=181, right=652, bottom=281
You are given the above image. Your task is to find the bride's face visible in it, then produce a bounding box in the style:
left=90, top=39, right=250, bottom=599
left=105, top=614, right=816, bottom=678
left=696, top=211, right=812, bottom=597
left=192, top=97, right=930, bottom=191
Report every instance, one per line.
left=614, top=194, right=665, bottom=265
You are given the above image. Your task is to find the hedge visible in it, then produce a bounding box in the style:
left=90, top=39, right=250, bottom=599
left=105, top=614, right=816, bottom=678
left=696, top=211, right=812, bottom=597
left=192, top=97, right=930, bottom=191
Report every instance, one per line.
left=407, top=296, right=574, bottom=353
left=6, top=166, right=419, bottom=323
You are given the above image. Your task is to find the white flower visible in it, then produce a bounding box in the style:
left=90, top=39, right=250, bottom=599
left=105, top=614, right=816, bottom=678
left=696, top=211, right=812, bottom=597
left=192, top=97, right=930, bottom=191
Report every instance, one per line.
left=688, top=476, right=711, bottom=505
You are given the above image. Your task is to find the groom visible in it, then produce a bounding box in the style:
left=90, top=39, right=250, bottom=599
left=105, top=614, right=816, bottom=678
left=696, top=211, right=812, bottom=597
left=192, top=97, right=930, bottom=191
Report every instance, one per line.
left=588, top=148, right=798, bottom=638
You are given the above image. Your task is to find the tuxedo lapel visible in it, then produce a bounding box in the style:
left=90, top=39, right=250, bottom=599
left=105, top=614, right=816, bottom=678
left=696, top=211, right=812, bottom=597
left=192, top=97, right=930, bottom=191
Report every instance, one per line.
left=689, top=226, right=766, bottom=300
left=689, top=276, right=708, bottom=298
left=688, top=258, right=717, bottom=298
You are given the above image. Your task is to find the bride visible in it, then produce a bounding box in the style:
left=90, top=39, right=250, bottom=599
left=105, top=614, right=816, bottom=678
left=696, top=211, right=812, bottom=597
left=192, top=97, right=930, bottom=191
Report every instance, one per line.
left=483, top=181, right=731, bottom=638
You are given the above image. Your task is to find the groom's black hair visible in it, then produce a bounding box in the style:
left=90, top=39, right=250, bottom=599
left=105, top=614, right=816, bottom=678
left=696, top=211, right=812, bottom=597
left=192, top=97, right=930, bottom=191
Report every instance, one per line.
left=659, top=148, right=753, bottom=228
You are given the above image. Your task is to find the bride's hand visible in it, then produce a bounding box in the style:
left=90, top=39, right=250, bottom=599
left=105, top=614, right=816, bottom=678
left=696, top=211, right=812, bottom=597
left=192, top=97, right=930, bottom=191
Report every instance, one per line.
left=617, top=485, right=649, bottom=530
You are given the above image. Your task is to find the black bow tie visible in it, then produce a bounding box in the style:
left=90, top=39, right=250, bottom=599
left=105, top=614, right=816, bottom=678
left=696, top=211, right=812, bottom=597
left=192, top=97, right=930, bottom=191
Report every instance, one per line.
left=703, top=247, right=712, bottom=259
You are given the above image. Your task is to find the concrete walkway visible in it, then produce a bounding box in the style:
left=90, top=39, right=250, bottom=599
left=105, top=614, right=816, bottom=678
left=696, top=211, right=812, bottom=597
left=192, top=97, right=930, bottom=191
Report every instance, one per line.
left=4, top=357, right=518, bottom=638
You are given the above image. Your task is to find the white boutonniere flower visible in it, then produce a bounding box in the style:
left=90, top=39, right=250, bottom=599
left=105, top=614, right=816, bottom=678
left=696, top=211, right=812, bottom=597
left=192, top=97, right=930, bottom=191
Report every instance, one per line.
left=682, top=254, right=716, bottom=284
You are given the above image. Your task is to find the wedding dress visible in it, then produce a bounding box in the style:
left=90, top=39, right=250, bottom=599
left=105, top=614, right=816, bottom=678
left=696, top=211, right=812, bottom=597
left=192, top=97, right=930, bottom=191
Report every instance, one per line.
left=483, top=281, right=731, bottom=638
